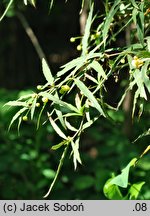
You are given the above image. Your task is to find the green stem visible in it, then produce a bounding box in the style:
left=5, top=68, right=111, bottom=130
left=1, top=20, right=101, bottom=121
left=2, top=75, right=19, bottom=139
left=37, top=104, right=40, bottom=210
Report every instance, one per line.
left=43, top=144, right=69, bottom=198
left=0, top=0, right=14, bottom=22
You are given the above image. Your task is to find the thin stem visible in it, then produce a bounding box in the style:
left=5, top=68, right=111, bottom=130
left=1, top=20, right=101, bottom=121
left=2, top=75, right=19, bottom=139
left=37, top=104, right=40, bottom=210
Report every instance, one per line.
left=0, top=0, right=14, bottom=22
left=16, top=12, right=46, bottom=61
left=43, top=144, right=69, bottom=198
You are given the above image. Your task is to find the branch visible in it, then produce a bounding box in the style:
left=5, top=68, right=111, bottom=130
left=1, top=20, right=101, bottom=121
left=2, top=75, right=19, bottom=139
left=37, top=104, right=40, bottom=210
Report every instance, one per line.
left=17, top=12, right=46, bottom=61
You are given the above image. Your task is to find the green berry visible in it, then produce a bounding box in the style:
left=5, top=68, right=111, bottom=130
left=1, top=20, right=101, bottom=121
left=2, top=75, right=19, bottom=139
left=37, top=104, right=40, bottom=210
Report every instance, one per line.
left=59, top=85, right=70, bottom=94
left=77, top=45, right=82, bottom=51
left=22, top=116, right=28, bottom=121
left=70, top=37, right=75, bottom=42
left=36, top=102, right=40, bottom=107
left=37, top=85, right=43, bottom=90
left=42, top=97, right=49, bottom=103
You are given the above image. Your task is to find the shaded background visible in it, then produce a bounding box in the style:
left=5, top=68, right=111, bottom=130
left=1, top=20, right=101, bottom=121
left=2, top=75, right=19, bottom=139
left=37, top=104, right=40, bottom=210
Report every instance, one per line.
left=0, top=0, right=149, bottom=199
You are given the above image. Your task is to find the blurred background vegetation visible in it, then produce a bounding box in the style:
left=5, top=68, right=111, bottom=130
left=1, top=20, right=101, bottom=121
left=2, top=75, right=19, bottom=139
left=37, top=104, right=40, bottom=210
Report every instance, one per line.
left=0, top=0, right=149, bottom=199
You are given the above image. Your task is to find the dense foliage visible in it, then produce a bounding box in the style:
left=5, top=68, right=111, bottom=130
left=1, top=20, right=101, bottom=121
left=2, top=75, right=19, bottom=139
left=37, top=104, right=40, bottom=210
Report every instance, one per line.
left=0, top=0, right=150, bottom=199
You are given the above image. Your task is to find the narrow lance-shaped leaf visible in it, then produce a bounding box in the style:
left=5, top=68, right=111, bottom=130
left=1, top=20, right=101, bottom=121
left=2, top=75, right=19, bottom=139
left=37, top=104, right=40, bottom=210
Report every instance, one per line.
left=74, top=78, right=105, bottom=116
left=24, top=0, right=27, bottom=5
left=71, top=138, right=82, bottom=170
left=102, top=0, right=121, bottom=47
left=51, top=140, right=68, bottom=150
left=40, top=92, right=79, bottom=113
left=81, top=4, right=94, bottom=56
left=8, top=107, right=28, bottom=131
left=4, top=101, right=27, bottom=107
left=54, top=92, right=66, bottom=129
left=133, top=128, right=150, bottom=143
left=65, top=118, right=78, bottom=132
left=48, top=113, right=67, bottom=140
left=42, top=58, right=54, bottom=85
left=90, top=60, right=107, bottom=80
left=30, top=97, right=37, bottom=120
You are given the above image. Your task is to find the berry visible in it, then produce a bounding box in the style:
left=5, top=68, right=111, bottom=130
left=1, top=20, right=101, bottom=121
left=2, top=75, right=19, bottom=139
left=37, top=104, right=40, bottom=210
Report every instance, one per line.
left=77, top=45, right=82, bottom=51
left=132, top=56, right=144, bottom=69
left=59, top=85, right=70, bottom=94
left=42, top=97, right=49, bottom=103
left=36, top=102, right=40, bottom=107
left=37, top=85, right=43, bottom=90
left=22, top=116, right=28, bottom=121
left=70, top=37, right=75, bottom=42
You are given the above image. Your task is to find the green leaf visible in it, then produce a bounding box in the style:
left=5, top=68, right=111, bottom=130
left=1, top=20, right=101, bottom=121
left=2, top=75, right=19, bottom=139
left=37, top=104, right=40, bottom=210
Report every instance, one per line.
left=24, top=0, right=27, bottom=5
left=71, top=138, right=82, bottom=170
left=110, top=158, right=137, bottom=188
left=29, top=0, right=36, bottom=7
left=102, top=0, right=121, bottom=47
left=57, top=56, right=85, bottom=77
left=42, top=169, right=55, bottom=179
left=133, top=69, right=147, bottom=99
left=65, top=118, right=78, bottom=132
left=133, top=128, right=150, bottom=143
left=74, top=78, right=105, bottom=116
left=141, top=61, right=150, bottom=94
left=30, top=97, right=37, bottom=120
left=146, top=37, right=150, bottom=52
left=42, top=58, right=54, bottom=85
left=54, top=92, right=66, bottom=129
left=8, top=107, right=28, bottom=131
left=40, top=92, right=79, bottom=113
left=129, top=182, right=145, bottom=200
left=74, top=175, right=94, bottom=190
left=81, top=4, right=94, bottom=56
left=103, top=178, right=123, bottom=200
left=82, top=116, right=99, bottom=130
left=4, top=101, right=27, bottom=107
left=51, top=140, right=68, bottom=150
left=48, top=114, right=67, bottom=140
left=90, top=60, right=107, bottom=80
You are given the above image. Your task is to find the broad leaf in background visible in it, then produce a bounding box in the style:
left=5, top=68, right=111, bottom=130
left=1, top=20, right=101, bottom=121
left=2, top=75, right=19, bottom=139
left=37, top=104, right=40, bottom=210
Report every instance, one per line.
left=110, top=158, right=137, bottom=188
left=129, top=182, right=145, bottom=200
left=103, top=178, right=123, bottom=200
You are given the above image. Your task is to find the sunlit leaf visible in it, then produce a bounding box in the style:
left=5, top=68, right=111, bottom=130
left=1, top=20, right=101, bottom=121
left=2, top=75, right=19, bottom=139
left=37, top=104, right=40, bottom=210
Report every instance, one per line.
left=103, top=178, right=123, bottom=199
left=81, top=4, right=94, bottom=56
left=51, top=140, right=68, bottom=150
left=40, top=92, right=79, bottom=113
left=8, top=107, right=28, bottom=131
left=42, top=58, right=54, bottom=85
left=4, top=101, right=27, bottom=107
left=133, top=128, right=150, bottom=143
left=30, top=97, right=37, bottom=120
left=71, top=138, right=82, bottom=170
left=110, top=158, right=137, bottom=188
left=90, top=60, right=107, bottom=80
left=103, top=0, right=121, bottom=47
left=129, top=182, right=145, bottom=200
left=48, top=114, right=67, bottom=140
left=74, top=78, right=105, bottom=116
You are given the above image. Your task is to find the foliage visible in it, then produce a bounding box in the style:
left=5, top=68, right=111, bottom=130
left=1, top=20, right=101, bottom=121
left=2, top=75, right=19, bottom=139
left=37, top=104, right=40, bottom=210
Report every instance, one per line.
left=1, top=0, right=150, bottom=198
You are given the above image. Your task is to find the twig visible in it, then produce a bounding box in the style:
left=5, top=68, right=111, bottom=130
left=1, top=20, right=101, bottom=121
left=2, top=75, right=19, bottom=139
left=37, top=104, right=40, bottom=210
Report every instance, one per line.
left=16, top=12, right=46, bottom=61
